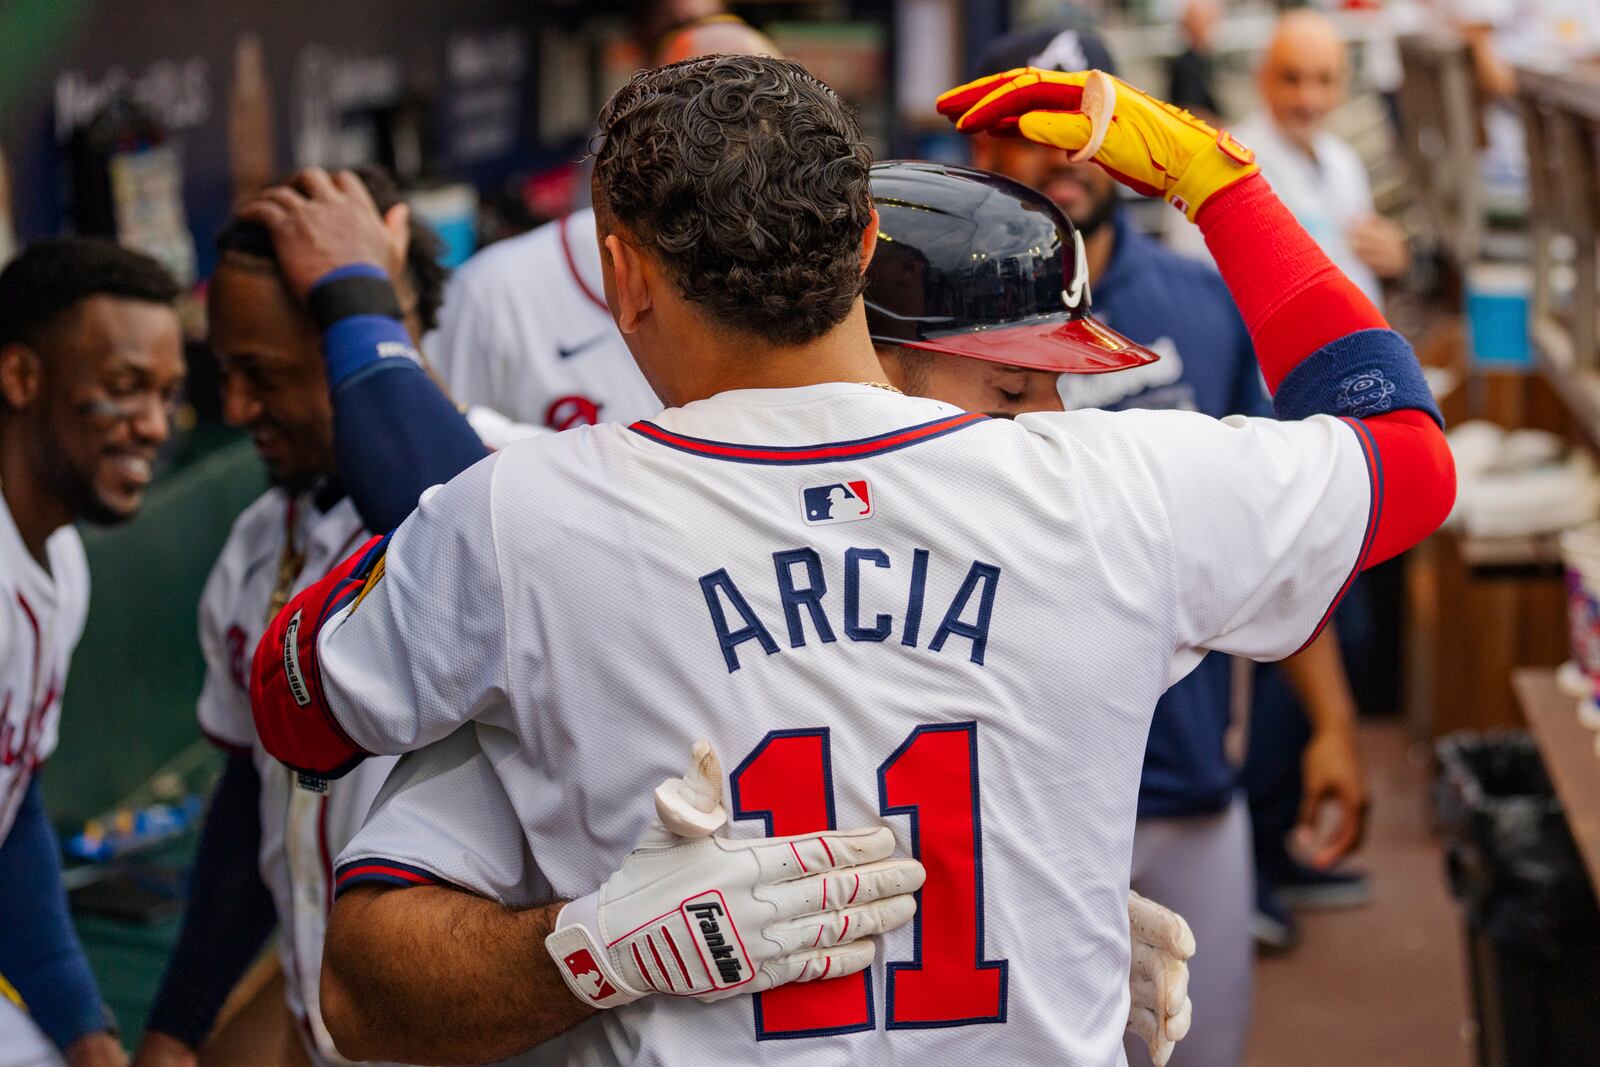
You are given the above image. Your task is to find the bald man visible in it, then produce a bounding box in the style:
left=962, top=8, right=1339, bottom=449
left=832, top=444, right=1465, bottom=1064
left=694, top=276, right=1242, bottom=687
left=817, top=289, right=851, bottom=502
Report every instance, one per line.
left=1168, top=0, right=1223, bottom=121
left=1169, top=11, right=1409, bottom=301
left=424, top=14, right=778, bottom=430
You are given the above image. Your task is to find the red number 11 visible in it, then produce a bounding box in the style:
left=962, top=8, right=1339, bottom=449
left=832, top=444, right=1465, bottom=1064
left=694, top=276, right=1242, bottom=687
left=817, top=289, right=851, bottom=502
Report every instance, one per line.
left=730, top=722, right=1008, bottom=1041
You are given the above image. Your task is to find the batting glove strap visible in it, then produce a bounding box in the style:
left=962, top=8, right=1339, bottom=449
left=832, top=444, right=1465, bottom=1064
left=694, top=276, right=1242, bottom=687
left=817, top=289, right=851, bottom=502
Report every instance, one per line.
left=546, top=896, right=648, bottom=1009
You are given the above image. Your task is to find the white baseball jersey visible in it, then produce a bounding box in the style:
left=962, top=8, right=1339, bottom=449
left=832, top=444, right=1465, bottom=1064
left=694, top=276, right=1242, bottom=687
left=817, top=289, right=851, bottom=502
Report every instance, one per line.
left=327, top=383, right=1377, bottom=1065
left=196, top=407, right=536, bottom=1067
left=425, top=208, right=661, bottom=431
left=0, top=495, right=88, bottom=1066
left=0, top=492, right=89, bottom=846
left=196, top=486, right=396, bottom=1067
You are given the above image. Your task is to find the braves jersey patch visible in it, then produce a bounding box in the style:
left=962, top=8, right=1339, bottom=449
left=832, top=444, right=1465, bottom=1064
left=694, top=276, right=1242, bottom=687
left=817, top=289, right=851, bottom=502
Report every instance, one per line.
left=802, top=479, right=873, bottom=525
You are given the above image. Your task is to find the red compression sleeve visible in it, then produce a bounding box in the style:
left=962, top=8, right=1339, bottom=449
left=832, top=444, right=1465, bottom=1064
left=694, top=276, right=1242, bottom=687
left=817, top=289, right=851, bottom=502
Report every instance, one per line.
left=1194, top=173, right=1455, bottom=565
left=1195, top=173, right=1388, bottom=393
left=1361, top=409, right=1457, bottom=567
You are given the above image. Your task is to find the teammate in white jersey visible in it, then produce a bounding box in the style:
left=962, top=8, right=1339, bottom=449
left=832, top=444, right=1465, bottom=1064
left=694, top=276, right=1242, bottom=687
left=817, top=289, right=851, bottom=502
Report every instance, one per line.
left=242, top=159, right=1193, bottom=1063
left=0, top=240, right=184, bottom=1067
left=424, top=204, right=656, bottom=431
left=255, top=58, right=1456, bottom=1066
left=133, top=170, right=498, bottom=1067
left=424, top=13, right=777, bottom=432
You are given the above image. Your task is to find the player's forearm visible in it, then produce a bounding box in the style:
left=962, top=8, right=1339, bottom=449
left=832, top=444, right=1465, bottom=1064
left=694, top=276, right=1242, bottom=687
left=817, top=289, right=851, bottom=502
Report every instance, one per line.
left=1196, top=173, right=1391, bottom=392
left=1281, top=626, right=1358, bottom=739
left=0, top=778, right=115, bottom=1052
left=146, top=753, right=277, bottom=1050
left=322, top=885, right=593, bottom=1064
left=1196, top=174, right=1455, bottom=565
left=311, top=268, right=489, bottom=534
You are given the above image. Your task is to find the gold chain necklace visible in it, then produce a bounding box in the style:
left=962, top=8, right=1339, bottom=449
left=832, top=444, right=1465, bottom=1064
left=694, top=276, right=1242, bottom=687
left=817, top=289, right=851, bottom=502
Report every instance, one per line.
left=856, top=381, right=903, bottom=394
left=265, top=499, right=306, bottom=624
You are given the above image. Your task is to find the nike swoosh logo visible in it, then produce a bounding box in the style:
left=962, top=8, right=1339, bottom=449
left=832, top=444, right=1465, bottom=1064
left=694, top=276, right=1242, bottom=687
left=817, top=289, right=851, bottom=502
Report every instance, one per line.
left=557, top=333, right=610, bottom=360
left=1062, top=229, right=1091, bottom=310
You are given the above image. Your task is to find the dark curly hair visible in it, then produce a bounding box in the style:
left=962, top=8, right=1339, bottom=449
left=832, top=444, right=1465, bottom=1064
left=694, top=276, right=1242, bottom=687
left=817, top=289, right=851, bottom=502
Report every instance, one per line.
left=593, top=54, right=874, bottom=347
left=214, top=165, right=450, bottom=332
left=0, top=238, right=179, bottom=353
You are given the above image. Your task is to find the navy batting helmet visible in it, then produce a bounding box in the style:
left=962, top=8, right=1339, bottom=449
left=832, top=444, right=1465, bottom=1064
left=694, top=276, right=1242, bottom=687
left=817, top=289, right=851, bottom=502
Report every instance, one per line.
left=865, top=161, right=1158, bottom=375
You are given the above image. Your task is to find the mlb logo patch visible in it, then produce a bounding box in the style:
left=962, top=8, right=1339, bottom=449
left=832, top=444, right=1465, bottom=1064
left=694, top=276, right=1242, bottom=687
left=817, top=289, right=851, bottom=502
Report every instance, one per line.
left=561, top=947, right=619, bottom=1003
left=801, top=478, right=874, bottom=525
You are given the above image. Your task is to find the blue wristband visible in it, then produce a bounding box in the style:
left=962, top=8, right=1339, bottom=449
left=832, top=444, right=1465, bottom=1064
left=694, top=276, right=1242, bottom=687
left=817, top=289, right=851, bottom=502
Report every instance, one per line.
left=1272, top=328, right=1443, bottom=427
left=320, top=315, right=420, bottom=389
left=309, top=264, right=420, bottom=388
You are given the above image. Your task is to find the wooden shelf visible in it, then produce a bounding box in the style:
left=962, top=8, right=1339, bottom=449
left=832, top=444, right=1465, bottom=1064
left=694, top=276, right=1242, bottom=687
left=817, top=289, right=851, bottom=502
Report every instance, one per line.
left=1456, top=532, right=1562, bottom=573
left=1517, top=64, right=1600, bottom=123
left=1534, top=323, right=1600, bottom=452
left=1511, top=668, right=1600, bottom=901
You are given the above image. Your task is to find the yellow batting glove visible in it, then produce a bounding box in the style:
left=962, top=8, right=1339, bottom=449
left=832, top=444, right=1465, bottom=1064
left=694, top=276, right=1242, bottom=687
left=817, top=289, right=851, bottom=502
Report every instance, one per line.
left=936, top=67, right=1259, bottom=223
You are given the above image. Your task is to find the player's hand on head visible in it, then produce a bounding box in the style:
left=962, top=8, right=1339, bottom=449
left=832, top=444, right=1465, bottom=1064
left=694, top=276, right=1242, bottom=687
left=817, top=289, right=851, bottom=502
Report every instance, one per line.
left=937, top=66, right=1260, bottom=222
left=236, top=168, right=409, bottom=302
left=1126, top=891, right=1195, bottom=1067
left=546, top=740, right=924, bottom=1008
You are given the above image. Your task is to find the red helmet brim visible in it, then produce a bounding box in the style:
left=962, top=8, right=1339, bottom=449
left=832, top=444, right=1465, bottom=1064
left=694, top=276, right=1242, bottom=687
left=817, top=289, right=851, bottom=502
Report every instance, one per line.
left=904, top=316, right=1161, bottom=374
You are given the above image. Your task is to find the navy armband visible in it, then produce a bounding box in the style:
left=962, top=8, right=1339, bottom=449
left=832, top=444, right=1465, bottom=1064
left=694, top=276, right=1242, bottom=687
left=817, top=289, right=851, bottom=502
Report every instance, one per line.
left=308, top=266, right=421, bottom=389
left=307, top=264, right=403, bottom=330
left=1271, top=328, right=1443, bottom=428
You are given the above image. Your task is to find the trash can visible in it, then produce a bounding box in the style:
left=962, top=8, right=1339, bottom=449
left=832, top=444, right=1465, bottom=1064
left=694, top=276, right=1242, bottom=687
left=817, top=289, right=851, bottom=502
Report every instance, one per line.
left=1435, top=732, right=1600, bottom=1067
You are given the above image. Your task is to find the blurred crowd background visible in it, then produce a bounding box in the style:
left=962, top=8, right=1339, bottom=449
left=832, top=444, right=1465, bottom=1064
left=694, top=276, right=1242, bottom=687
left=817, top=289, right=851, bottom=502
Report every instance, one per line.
left=4, top=1, right=1600, bottom=1065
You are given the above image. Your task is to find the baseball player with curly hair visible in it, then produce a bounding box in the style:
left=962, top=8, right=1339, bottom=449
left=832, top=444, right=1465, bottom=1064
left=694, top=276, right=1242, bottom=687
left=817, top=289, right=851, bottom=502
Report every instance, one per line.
left=252, top=56, right=1454, bottom=1066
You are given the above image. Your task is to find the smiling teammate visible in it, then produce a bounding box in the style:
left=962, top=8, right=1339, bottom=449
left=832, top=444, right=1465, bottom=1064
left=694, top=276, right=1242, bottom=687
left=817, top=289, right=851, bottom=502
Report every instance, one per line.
left=253, top=56, right=1454, bottom=1066
left=0, top=240, right=184, bottom=1067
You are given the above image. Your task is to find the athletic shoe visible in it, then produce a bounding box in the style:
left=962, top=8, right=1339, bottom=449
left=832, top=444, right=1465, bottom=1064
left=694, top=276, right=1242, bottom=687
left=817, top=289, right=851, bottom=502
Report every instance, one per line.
left=1252, top=883, right=1300, bottom=954
left=1273, top=861, right=1374, bottom=910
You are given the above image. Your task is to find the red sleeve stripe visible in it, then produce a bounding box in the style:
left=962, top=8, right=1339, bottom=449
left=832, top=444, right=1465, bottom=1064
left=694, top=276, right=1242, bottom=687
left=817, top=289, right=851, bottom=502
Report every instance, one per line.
left=1293, top=417, right=1382, bottom=655
left=200, top=727, right=253, bottom=755
left=628, top=412, right=987, bottom=465
left=333, top=859, right=443, bottom=896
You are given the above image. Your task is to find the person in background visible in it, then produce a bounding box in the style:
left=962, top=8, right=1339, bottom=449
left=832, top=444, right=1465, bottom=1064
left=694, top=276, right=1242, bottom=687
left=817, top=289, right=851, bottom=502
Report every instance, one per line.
left=423, top=13, right=779, bottom=432
left=1446, top=0, right=1600, bottom=198
left=1172, top=10, right=1410, bottom=301
left=131, top=169, right=492, bottom=1067
left=632, top=0, right=728, bottom=57
left=1449, top=0, right=1600, bottom=99
left=0, top=239, right=185, bottom=1067
left=1169, top=0, right=1225, bottom=122
left=967, top=21, right=1369, bottom=1067
left=1221, top=8, right=1402, bottom=949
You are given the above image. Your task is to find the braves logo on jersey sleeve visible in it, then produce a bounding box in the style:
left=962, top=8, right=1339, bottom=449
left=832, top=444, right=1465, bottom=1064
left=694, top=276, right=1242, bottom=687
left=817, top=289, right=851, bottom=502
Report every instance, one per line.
left=802, top=479, right=873, bottom=525
left=546, top=395, right=603, bottom=431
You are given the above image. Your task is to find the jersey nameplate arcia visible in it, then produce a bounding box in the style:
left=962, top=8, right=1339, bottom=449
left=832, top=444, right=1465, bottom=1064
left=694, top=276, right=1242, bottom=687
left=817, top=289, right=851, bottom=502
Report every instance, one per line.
left=699, top=547, right=1001, bottom=673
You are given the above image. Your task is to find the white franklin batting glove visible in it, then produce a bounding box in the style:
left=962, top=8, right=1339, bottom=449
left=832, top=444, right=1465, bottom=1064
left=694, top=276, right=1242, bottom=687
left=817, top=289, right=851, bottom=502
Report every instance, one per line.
left=546, top=740, right=925, bottom=1009
left=1127, top=890, right=1196, bottom=1067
